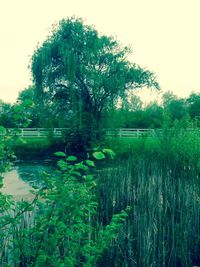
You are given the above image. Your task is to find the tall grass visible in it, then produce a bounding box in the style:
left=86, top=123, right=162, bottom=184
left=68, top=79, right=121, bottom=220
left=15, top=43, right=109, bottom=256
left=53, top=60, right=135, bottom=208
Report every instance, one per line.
left=97, top=127, right=200, bottom=266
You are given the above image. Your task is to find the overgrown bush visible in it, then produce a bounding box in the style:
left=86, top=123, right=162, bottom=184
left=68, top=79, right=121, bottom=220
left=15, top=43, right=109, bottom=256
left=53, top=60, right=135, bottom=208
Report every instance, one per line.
left=0, top=147, right=129, bottom=266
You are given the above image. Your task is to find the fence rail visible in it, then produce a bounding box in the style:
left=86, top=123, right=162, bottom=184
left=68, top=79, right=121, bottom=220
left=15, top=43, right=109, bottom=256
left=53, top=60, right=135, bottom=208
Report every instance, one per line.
left=0, top=128, right=157, bottom=138
left=0, top=128, right=65, bottom=138
left=106, top=128, right=155, bottom=137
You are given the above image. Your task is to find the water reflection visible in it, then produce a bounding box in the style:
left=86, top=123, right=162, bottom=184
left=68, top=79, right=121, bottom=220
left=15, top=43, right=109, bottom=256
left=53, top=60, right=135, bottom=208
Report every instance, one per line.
left=1, top=161, right=52, bottom=198
left=2, top=169, right=33, bottom=197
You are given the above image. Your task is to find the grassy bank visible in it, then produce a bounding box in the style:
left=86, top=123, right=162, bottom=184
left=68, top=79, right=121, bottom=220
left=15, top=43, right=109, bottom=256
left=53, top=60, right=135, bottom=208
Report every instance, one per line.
left=13, top=137, right=64, bottom=160
left=13, top=136, right=157, bottom=160
left=104, top=136, right=159, bottom=155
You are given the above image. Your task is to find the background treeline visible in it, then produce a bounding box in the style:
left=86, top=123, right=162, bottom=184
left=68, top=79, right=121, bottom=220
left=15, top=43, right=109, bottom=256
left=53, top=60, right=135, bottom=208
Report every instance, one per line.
left=1, top=87, right=200, bottom=129
left=104, top=91, right=200, bottom=129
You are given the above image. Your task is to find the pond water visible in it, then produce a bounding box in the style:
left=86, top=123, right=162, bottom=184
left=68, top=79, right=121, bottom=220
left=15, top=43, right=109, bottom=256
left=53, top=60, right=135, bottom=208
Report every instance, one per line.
left=1, top=161, right=53, bottom=199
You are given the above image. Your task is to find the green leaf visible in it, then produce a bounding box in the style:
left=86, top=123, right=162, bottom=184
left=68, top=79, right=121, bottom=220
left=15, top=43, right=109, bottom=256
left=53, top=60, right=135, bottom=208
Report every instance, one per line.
left=102, top=148, right=116, bottom=159
left=66, top=155, right=77, bottom=161
left=75, top=162, right=89, bottom=171
left=57, top=159, right=68, bottom=170
left=85, top=159, right=95, bottom=167
left=92, top=151, right=105, bottom=160
left=54, top=151, right=66, bottom=157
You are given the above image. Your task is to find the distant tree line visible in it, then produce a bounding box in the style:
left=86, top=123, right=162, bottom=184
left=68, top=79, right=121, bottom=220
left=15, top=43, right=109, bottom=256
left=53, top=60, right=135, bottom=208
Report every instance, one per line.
left=1, top=88, right=200, bottom=130
left=103, top=91, right=200, bottom=129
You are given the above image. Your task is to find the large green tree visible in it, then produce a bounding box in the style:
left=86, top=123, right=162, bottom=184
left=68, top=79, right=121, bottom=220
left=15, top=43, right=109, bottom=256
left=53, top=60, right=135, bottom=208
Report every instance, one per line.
left=31, top=17, right=159, bottom=148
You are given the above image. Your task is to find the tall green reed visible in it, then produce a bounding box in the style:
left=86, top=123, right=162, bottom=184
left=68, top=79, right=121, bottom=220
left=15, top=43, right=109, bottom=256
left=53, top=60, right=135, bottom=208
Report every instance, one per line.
left=97, top=125, right=200, bottom=266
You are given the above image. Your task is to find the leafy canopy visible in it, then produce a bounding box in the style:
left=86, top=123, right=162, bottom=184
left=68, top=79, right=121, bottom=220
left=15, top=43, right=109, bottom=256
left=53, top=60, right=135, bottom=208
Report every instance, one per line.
left=31, top=17, right=159, bottom=118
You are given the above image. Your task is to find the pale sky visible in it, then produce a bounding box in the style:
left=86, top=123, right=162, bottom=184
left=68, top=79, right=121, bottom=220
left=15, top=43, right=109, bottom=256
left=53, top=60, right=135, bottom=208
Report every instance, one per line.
left=1, top=0, right=200, bottom=103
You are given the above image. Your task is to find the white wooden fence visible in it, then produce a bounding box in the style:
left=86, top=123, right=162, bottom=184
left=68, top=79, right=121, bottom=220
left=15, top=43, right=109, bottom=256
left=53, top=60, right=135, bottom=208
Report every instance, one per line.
left=106, top=128, right=155, bottom=138
left=0, top=128, right=65, bottom=138
left=0, top=128, right=156, bottom=138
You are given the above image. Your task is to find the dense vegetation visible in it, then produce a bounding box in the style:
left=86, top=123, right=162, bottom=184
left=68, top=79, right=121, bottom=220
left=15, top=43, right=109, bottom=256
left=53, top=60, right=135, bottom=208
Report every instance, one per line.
left=2, top=87, right=200, bottom=131
left=0, top=17, right=200, bottom=266
left=98, top=127, right=200, bottom=266
left=1, top=123, right=200, bottom=266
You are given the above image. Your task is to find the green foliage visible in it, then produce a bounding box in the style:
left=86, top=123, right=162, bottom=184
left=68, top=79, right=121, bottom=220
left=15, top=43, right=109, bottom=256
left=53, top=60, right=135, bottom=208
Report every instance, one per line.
left=0, top=101, right=14, bottom=127
left=31, top=17, right=158, bottom=149
left=85, top=159, right=95, bottom=167
left=5, top=92, right=34, bottom=129
left=54, top=151, right=66, bottom=157
left=16, top=86, right=40, bottom=127
left=1, top=112, right=200, bottom=266
left=92, top=151, right=105, bottom=160
left=105, top=91, right=200, bottom=129
left=97, top=126, right=200, bottom=266
left=102, top=148, right=116, bottom=159
left=0, top=146, right=129, bottom=266
left=66, top=155, right=77, bottom=161
left=187, top=92, right=200, bottom=121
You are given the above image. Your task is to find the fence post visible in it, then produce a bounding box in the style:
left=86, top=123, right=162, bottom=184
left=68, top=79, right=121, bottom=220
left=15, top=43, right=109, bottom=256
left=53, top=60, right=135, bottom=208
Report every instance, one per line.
left=119, top=128, right=122, bottom=137
left=21, top=129, right=24, bottom=137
